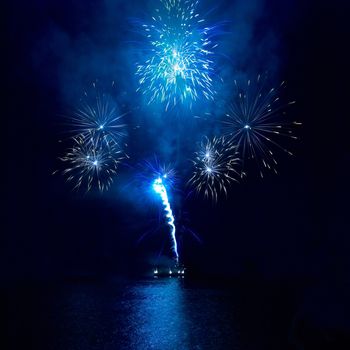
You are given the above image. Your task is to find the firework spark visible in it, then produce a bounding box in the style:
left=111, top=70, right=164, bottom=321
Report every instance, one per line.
left=137, top=158, right=178, bottom=190
left=188, top=136, right=240, bottom=202
left=66, top=82, right=127, bottom=147
left=136, top=0, right=217, bottom=110
left=59, top=133, right=125, bottom=192
left=223, top=75, right=301, bottom=178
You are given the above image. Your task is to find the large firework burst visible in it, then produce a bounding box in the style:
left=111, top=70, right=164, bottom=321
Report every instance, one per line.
left=136, top=0, right=218, bottom=110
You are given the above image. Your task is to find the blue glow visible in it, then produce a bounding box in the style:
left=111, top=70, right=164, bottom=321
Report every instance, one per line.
left=152, top=177, right=179, bottom=263
left=244, top=124, right=251, bottom=129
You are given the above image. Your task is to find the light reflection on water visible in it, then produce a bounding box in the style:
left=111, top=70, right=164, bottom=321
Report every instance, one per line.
left=125, top=278, right=189, bottom=349
left=54, top=278, right=238, bottom=350
left=116, top=278, right=238, bottom=350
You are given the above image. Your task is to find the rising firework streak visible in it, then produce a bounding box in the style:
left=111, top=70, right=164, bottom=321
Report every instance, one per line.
left=152, top=176, right=179, bottom=263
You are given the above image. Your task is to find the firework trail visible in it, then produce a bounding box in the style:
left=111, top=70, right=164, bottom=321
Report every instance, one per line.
left=223, top=74, right=301, bottom=177
left=153, top=176, right=179, bottom=263
left=136, top=0, right=218, bottom=110
left=58, top=133, right=125, bottom=192
left=131, top=158, right=179, bottom=261
left=188, top=136, right=240, bottom=202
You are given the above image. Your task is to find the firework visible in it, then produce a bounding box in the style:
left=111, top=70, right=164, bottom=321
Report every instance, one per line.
left=153, top=176, right=179, bottom=262
left=223, top=74, right=301, bottom=177
left=134, top=158, right=179, bottom=262
left=188, top=136, right=240, bottom=202
left=137, top=158, right=178, bottom=190
left=66, top=82, right=127, bottom=147
left=59, top=133, right=125, bottom=192
left=136, top=0, right=217, bottom=110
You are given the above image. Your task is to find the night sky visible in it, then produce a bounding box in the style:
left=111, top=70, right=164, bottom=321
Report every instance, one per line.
left=4, top=0, right=350, bottom=284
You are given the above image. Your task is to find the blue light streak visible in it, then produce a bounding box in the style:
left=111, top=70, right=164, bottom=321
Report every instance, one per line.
left=152, top=177, right=179, bottom=263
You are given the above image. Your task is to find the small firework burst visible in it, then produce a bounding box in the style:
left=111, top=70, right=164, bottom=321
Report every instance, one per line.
left=223, top=74, right=301, bottom=177
left=188, top=136, right=240, bottom=202
left=137, top=157, right=178, bottom=191
left=65, top=81, right=127, bottom=147
left=59, top=133, right=125, bottom=192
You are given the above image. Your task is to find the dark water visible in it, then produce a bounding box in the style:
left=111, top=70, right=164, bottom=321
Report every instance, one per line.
left=53, top=278, right=239, bottom=350
left=4, top=277, right=350, bottom=349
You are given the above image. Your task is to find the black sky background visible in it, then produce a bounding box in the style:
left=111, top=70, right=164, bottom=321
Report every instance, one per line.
left=3, top=0, right=350, bottom=283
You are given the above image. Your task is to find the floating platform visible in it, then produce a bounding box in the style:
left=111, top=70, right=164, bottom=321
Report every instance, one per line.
left=153, top=266, right=185, bottom=277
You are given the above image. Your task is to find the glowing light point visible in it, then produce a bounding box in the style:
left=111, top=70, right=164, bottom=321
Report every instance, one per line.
left=173, top=64, right=180, bottom=72
left=206, top=166, right=212, bottom=173
left=244, top=124, right=251, bottom=130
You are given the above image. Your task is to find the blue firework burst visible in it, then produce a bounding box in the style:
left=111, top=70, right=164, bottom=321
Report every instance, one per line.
left=223, top=75, right=301, bottom=177
left=136, top=0, right=218, bottom=110
left=65, top=82, right=128, bottom=147
left=188, top=136, right=240, bottom=202
left=59, top=133, right=125, bottom=192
